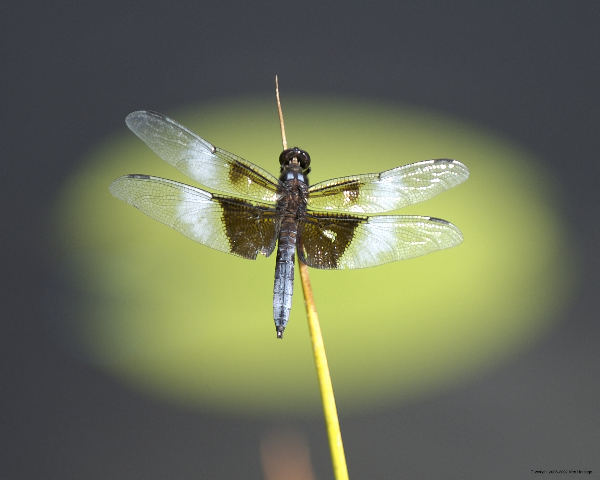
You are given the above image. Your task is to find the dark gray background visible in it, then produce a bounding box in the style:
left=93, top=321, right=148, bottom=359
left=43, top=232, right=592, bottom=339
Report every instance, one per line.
left=2, top=2, right=599, bottom=478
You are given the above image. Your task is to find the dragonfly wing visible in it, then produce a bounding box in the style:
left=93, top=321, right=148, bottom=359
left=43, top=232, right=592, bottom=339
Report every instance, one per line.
left=126, top=111, right=282, bottom=202
left=110, top=174, right=280, bottom=259
left=308, top=159, right=469, bottom=213
left=298, top=212, right=463, bottom=269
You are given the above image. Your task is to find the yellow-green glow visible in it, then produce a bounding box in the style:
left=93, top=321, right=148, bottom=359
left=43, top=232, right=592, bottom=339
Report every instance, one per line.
left=51, top=97, right=576, bottom=417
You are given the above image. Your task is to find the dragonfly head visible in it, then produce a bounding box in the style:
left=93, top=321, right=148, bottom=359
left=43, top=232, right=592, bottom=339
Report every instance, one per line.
left=279, top=147, right=311, bottom=173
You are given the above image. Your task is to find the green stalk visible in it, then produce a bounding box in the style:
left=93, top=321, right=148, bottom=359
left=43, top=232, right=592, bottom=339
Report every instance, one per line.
left=276, top=77, right=349, bottom=480
left=298, top=260, right=349, bottom=480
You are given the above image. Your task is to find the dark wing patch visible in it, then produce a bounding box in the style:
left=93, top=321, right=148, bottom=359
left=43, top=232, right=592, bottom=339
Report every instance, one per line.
left=110, top=174, right=280, bottom=259
left=298, top=212, right=463, bottom=269
left=214, top=193, right=280, bottom=258
left=308, top=159, right=469, bottom=213
left=126, top=111, right=282, bottom=202
left=297, top=212, right=367, bottom=269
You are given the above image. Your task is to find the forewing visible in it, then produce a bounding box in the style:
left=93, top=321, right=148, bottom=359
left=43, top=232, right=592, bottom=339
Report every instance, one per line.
left=308, top=159, right=469, bottom=213
left=298, top=212, right=463, bottom=269
left=110, top=174, right=280, bottom=259
left=125, top=111, right=282, bottom=201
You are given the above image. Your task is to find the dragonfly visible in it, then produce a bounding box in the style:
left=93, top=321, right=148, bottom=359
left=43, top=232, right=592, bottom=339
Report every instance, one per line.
left=110, top=110, right=469, bottom=338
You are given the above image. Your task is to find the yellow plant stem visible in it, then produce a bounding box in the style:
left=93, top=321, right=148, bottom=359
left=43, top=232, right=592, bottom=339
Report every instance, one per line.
left=299, top=260, right=349, bottom=480
left=277, top=76, right=349, bottom=480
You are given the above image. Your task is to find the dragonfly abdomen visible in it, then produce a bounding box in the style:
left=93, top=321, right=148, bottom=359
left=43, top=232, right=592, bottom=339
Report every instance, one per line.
left=273, top=216, right=298, bottom=339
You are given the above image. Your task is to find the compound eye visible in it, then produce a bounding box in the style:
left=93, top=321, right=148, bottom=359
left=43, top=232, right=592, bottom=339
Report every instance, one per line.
left=299, top=151, right=311, bottom=169
left=279, top=148, right=295, bottom=165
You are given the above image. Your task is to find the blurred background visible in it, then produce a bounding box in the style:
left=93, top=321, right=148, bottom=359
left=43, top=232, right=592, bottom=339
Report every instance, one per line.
left=2, top=2, right=599, bottom=479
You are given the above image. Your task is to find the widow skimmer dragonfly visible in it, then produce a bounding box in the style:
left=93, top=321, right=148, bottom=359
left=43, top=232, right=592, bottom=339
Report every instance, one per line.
left=110, top=111, right=469, bottom=338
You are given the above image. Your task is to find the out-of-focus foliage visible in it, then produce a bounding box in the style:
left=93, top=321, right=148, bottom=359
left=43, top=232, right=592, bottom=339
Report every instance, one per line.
left=49, top=97, right=576, bottom=417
